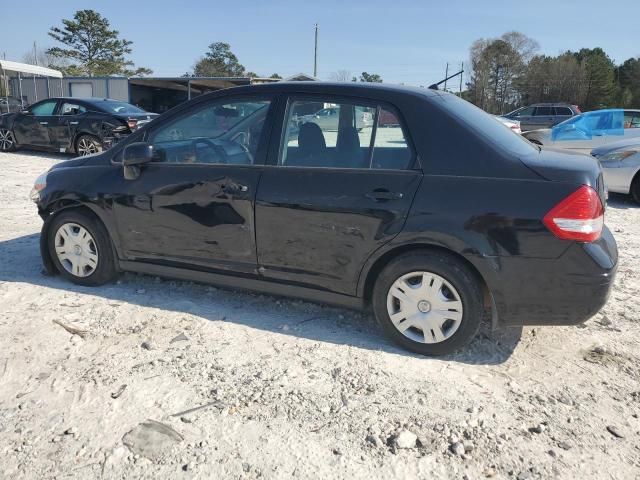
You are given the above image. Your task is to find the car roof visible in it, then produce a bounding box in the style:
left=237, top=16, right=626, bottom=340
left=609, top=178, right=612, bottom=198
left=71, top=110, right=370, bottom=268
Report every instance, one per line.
left=201, top=81, right=443, bottom=101
left=39, top=97, right=126, bottom=104
left=530, top=102, right=575, bottom=106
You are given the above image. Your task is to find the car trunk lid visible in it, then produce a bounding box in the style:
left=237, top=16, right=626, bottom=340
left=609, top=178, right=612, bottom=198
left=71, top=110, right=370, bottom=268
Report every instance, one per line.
left=519, top=147, right=606, bottom=206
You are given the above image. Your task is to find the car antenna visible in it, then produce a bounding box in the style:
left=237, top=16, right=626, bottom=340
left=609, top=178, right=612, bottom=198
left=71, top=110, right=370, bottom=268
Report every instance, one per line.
left=429, top=68, right=464, bottom=91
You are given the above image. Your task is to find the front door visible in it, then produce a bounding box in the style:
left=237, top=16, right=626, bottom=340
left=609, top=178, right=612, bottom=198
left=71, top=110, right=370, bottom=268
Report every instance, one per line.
left=112, top=96, right=274, bottom=274
left=510, top=106, right=535, bottom=131
left=529, top=106, right=555, bottom=130
left=12, top=99, right=59, bottom=148
left=255, top=96, right=422, bottom=295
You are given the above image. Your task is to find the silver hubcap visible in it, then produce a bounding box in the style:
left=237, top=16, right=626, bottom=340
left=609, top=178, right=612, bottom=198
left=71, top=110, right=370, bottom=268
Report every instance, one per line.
left=387, top=271, right=463, bottom=344
left=0, top=129, right=14, bottom=150
left=54, top=223, right=99, bottom=277
left=77, top=137, right=100, bottom=156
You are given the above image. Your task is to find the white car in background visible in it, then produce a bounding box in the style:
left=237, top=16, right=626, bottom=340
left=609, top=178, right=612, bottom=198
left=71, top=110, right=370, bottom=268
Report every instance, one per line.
left=523, top=109, right=640, bottom=154
left=592, top=137, right=640, bottom=204
left=495, top=116, right=522, bottom=134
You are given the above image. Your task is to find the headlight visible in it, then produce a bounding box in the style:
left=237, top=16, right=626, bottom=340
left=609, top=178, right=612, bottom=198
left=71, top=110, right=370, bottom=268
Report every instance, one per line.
left=598, top=150, right=639, bottom=163
left=30, top=171, right=48, bottom=202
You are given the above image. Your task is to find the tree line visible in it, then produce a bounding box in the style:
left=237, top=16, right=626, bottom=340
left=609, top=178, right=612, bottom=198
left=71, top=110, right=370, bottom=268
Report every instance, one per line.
left=21, top=9, right=385, bottom=83
left=466, top=31, right=640, bottom=113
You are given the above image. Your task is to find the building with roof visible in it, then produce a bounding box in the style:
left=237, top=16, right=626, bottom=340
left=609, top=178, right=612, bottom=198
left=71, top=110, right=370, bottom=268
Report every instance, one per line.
left=1, top=61, right=319, bottom=113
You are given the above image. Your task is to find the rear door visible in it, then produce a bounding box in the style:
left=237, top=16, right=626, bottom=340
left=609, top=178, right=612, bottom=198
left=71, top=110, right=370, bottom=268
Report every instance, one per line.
left=111, top=95, right=275, bottom=274
left=255, top=96, right=422, bottom=295
left=530, top=106, right=555, bottom=129
left=52, top=101, right=88, bottom=151
left=553, top=106, right=573, bottom=126
left=12, top=99, right=59, bottom=148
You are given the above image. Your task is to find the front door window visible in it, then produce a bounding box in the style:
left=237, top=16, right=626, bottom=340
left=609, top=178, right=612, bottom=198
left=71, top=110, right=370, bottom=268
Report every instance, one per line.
left=30, top=100, right=57, bottom=116
left=148, top=99, right=272, bottom=165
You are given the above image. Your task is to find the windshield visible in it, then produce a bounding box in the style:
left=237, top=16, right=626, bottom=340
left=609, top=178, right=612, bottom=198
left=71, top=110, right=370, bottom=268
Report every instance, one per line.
left=434, top=92, right=538, bottom=156
left=93, top=101, right=146, bottom=114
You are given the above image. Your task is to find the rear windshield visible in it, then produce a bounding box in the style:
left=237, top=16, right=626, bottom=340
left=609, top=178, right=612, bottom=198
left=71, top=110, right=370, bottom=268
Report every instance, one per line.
left=92, top=101, right=146, bottom=114
left=433, top=93, right=538, bottom=157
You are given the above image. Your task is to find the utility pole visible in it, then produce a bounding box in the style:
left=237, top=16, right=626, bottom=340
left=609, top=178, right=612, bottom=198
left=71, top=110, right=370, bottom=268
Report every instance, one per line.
left=33, top=42, right=38, bottom=66
left=313, top=24, right=318, bottom=78
left=459, top=62, right=464, bottom=96
left=443, top=63, right=449, bottom=92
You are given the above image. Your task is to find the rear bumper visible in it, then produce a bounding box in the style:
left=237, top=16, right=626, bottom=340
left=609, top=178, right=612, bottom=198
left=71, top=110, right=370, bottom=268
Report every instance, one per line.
left=479, top=226, right=618, bottom=326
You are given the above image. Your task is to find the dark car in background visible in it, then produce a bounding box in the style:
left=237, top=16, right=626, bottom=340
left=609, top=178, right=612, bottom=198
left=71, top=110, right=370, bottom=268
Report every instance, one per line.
left=502, top=103, right=581, bottom=131
left=0, top=97, right=158, bottom=155
left=29, top=82, right=617, bottom=356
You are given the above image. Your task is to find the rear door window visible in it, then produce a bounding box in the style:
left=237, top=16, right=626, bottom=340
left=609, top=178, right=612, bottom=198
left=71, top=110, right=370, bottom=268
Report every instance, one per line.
left=371, top=108, right=412, bottom=170
left=60, top=103, right=87, bottom=116
left=534, top=107, right=554, bottom=116
left=554, top=107, right=573, bottom=116
left=624, top=111, right=640, bottom=128
left=279, top=97, right=414, bottom=170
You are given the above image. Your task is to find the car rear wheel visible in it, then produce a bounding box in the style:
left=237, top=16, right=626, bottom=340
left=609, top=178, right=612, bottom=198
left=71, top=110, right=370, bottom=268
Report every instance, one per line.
left=48, top=210, right=117, bottom=286
left=75, top=135, right=103, bottom=156
left=0, top=128, right=16, bottom=152
left=372, top=252, right=483, bottom=356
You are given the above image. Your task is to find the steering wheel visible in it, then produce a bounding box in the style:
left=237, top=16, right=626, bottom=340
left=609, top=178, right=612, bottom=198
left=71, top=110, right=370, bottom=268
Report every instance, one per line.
left=192, top=138, right=228, bottom=164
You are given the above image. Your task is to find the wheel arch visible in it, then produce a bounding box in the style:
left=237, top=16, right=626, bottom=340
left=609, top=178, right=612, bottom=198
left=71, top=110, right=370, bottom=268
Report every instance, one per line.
left=73, top=132, right=102, bottom=153
left=358, top=243, right=498, bottom=328
left=630, top=168, right=640, bottom=192
left=40, top=200, right=121, bottom=275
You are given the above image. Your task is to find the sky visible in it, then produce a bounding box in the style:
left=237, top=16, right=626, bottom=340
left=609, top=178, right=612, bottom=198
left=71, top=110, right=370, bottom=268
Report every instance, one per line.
left=1, top=0, right=639, bottom=86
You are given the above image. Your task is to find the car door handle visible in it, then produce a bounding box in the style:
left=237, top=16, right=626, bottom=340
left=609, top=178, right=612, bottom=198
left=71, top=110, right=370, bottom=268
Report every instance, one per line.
left=39, top=121, right=48, bottom=125
left=222, top=183, right=248, bottom=194
left=365, top=190, right=404, bottom=201
left=69, top=121, right=79, bottom=125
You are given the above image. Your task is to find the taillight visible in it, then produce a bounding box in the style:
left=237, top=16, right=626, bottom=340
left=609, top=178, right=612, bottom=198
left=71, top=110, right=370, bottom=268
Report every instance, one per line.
left=127, top=119, right=138, bottom=130
left=543, top=185, right=603, bottom=242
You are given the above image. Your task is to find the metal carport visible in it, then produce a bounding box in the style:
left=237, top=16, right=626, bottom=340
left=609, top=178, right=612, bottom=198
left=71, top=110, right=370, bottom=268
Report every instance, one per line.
left=0, top=60, right=63, bottom=111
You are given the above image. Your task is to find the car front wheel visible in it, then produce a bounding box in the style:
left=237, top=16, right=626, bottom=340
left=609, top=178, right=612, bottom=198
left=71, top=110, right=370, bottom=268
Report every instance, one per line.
left=48, top=210, right=117, bottom=286
left=372, top=252, right=483, bottom=356
left=0, top=128, right=17, bottom=152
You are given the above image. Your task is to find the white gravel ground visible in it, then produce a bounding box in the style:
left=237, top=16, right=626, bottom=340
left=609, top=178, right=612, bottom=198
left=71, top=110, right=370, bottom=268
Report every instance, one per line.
left=0, top=151, right=639, bottom=479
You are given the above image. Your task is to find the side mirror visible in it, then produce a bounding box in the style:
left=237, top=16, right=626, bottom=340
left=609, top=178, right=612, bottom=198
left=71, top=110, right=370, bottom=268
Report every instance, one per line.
left=123, top=142, right=154, bottom=180
left=21, top=110, right=31, bottom=115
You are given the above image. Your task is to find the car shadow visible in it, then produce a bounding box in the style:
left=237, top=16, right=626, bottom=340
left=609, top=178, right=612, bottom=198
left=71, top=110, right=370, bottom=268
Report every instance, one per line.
left=12, top=149, right=73, bottom=161
left=607, top=193, right=637, bottom=210
left=0, top=232, right=522, bottom=365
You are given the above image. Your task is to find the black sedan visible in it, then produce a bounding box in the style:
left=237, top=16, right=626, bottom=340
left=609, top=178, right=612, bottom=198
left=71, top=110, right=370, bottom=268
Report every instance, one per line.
left=0, top=97, right=157, bottom=155
left=29, top=82, right=617, bottom=356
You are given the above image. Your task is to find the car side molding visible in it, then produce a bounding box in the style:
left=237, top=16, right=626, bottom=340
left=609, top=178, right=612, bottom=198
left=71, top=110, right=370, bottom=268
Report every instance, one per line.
left=119, top=260, right=367, bottom=311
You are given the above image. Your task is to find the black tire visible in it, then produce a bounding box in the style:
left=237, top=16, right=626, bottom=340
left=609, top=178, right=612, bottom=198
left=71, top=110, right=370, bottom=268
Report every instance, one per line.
left=0, top=128, right=17, bottom=152
left=75, top=134, right=103, bottom=156
left=631, top=175, right=640, bottom=205
left=372, top=251, right=483, bottom=356
left=48, top=209, right=117, bottom=286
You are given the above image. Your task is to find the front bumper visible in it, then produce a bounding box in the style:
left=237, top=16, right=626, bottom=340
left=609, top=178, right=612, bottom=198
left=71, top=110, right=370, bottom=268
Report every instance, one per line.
left=484, top=226, right=618, bottom=326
